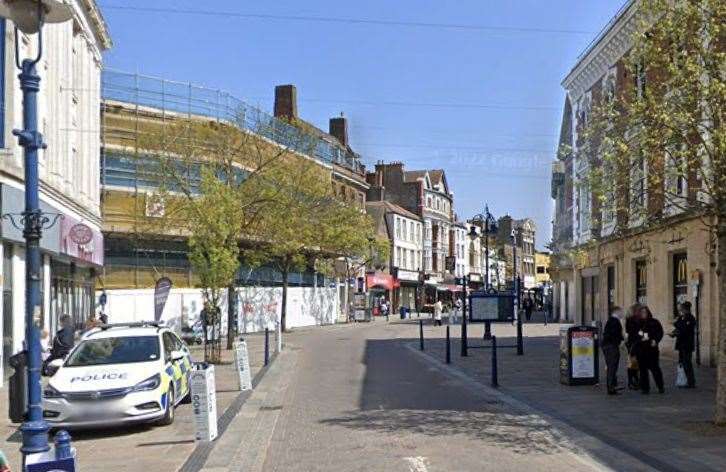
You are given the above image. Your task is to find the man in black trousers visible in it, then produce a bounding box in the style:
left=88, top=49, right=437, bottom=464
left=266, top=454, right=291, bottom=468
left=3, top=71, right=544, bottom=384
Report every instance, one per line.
left=673, top=301, right=697, bottom=388
left=602, top=306, right=625, bottom=395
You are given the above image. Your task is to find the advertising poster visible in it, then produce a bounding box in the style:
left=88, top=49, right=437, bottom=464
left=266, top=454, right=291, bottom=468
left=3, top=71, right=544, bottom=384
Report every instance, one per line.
left=571, top=330, right=595, bottom=378
left=191, top=364, right=218, bottom=441
left=234, top=340, right=253, bottom=391
left=154, top=277, right=173, bottom=322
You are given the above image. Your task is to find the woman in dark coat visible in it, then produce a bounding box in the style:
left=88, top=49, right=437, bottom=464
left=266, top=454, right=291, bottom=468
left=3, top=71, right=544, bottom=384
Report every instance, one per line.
left=624, top=303, right=642, bottom=390
left=636, top=306, right=665, bottom=394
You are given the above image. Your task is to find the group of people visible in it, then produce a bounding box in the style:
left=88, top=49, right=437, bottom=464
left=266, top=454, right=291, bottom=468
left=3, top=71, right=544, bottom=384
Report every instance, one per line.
left=602, top=301, right=697, bottom=395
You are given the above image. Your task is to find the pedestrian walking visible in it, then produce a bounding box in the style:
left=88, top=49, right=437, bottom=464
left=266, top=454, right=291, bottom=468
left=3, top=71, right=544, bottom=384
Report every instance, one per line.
left=433, top=299, right=443, bottom=326
left=672, top=301, right=696, bottom=388
left=454, top=297, right=462, bottom=325
left=523, top=295, right=534, bottom=322
left=636, top=306, right=665, bottom=394
left=624, top=303, right=642, bottom=390
left=381, top=299, right=389, bottom=321
left=602, top=306, right=624, bottom=395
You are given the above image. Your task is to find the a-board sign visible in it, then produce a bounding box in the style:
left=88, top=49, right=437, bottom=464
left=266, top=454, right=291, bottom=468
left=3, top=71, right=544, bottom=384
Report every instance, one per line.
left=468, top=292, right=514, bottom=322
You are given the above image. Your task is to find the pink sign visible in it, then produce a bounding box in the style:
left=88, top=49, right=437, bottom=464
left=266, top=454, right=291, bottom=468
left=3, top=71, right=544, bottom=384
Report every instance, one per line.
left=60, top=216, right=104, bottom=266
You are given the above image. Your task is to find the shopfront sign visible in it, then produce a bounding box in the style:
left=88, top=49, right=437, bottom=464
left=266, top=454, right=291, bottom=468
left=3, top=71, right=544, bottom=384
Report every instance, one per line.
left=571, top=330, right=595, bottom=378
left=396, top=269, right=420, bottom=282
left=68, top=223, right=93, bottom=245
left=366, top=272, right=394, bottom=290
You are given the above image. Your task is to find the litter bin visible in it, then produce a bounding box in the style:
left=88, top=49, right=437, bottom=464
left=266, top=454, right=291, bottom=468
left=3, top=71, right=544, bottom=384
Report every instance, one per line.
left=560, top=325, right=599, bottom=386
left=9, top=351, right=28, bottom=423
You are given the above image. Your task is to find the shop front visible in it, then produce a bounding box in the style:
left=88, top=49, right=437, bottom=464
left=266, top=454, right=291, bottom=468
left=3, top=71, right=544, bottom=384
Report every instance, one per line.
left=394, top=268, right=421, bottom=313
left=366, top=271, right=394, bottom=316
left=0, top=184, right=103, bottom=383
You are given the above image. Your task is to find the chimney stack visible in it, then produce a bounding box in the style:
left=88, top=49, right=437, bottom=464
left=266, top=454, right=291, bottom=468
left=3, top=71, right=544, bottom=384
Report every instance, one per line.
left=274, top=84, right=298, bottom=120
left=329, top=114, right=348, bottom=147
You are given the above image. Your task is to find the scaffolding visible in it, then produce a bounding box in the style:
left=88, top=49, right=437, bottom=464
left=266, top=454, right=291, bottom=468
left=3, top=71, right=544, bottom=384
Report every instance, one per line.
left=101, top=68, right=365, bottom=174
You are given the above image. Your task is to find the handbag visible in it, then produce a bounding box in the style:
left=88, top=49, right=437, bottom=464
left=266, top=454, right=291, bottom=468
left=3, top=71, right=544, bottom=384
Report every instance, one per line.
left=676, top=364, right=688, bottom=387
left=628, top=355, right=639, bottom=370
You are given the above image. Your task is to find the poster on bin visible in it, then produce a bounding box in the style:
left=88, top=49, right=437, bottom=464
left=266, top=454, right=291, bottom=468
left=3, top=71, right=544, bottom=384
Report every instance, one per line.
left=571, top=330, right=595, bottom=378
left=234, top=339, right=253, bottom=391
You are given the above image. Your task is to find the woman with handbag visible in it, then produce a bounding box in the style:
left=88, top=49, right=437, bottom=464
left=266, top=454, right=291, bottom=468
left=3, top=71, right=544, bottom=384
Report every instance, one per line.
left=624, top=303, right=642, bottom=390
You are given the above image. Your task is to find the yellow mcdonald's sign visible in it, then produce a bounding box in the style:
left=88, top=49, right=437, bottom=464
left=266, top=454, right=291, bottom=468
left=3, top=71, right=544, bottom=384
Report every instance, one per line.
left=677, top=258, right=687, bottom=283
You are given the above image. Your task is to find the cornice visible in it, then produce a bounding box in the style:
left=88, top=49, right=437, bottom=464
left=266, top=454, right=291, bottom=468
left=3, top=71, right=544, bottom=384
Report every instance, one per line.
left=562, top=1, right=638, bottom=101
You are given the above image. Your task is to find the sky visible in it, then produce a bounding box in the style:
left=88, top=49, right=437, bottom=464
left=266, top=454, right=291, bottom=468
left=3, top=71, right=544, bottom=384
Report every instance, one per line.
left=98, top=0, right=625, bottom=250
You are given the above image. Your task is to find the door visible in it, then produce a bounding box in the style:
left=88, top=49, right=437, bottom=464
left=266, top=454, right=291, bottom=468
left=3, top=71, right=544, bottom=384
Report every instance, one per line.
left=607, top=266, right=615, bottom=315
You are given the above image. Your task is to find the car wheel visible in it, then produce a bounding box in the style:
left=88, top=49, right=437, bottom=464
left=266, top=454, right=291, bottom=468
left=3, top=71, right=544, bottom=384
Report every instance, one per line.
left=157, top=384, right=175, bottom=426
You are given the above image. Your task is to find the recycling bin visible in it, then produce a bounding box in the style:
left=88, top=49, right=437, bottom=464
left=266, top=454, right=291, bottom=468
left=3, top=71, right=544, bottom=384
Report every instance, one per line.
left=9, top=351, right=28, bottom=422
left=560, top=325, right=599, bottom=386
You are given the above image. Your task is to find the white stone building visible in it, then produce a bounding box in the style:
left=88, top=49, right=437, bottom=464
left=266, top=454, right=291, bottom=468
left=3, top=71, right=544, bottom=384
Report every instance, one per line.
left=0, top=2, right=111, bottom=382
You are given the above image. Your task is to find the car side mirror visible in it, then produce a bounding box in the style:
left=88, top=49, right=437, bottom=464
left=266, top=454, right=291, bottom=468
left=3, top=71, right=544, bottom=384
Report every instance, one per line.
left=171, top=350, right=185, bottom=362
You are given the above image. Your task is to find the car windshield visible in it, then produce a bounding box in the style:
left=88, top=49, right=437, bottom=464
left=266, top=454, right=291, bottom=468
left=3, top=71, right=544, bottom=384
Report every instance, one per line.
left=65, top=336, right=160, bottom=367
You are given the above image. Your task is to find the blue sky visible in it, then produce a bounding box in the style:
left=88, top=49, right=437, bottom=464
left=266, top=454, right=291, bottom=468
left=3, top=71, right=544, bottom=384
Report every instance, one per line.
left=99, top=0, right=624, bottom=249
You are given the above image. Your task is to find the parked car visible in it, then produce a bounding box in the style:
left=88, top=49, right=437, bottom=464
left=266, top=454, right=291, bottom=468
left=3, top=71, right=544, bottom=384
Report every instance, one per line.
left=42, top=322, right=192, bottom=429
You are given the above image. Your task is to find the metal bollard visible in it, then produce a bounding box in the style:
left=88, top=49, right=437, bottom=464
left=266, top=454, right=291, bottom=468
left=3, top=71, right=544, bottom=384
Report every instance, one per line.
left=54, top=430, right=73, bottom=459
left=264, top=328, right=270, bottom=366
left=419, top=319, right=424, bottom=351
left=446, top=325, right=451, bottom=364
left=491, top=335, right=499, bottom=388
left=516, top=314, right=524, bottom=356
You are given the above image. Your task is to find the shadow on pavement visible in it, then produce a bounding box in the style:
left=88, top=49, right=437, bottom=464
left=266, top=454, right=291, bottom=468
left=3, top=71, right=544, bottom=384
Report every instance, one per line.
left=320, top=338, right=568, bottom=456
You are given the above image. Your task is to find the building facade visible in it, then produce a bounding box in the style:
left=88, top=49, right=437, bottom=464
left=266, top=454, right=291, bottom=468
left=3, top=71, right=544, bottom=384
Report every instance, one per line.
left=0, top=3, right=111, bottom=381
left=365, top=201, right=423, bottom=312
left=366, top=162, right=455, bottom=303
left=550, top=1, right=721, bottom=363
left=497, top=216, right=537, bottom=289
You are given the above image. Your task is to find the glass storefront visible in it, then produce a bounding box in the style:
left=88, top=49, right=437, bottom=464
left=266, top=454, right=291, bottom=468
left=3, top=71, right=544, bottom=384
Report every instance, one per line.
left=672, top=253, right=688, bottom=318
left=50, top=261, right=95, bottom=332
left=3, top=244, right=13, bottom=378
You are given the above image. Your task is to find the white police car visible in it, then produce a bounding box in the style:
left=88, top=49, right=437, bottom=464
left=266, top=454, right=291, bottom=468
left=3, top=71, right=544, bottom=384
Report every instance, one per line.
left=43, top=322, right=193, bottom=428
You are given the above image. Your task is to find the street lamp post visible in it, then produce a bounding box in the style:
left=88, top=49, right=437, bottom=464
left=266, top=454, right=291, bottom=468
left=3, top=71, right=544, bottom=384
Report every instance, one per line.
left=0, top=0, right=74, bottom=461
left=469, top=204, right=497, bottom=339
left=512, top=229, right=524, bottom=355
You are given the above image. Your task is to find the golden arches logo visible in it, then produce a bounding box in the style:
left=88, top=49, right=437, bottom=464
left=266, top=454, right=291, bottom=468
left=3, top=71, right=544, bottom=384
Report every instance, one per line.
left=677, top=258, right=687, bottom=283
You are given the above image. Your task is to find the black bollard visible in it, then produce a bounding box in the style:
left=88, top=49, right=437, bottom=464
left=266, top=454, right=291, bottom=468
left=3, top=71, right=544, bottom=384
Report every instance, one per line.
left=264, top=328, right=270, bottom=366
left=491, top=335, right=499, bottom=388
left=446, top=325, right=451, bottom=364
left=419, top=319, right=424, bottom=351
left=516, top=313, right=524, bottom=356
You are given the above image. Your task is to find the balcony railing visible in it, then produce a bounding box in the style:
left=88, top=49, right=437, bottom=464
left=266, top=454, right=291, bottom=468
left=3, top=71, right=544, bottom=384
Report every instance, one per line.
left=102, top=69, right=365, bottom=175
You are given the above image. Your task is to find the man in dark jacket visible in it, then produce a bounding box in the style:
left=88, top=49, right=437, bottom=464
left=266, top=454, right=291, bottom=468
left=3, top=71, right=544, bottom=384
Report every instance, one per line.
left=48, top=315, right=75, bottom=361
left=602, top=307, right=625, bottom=395
left=637, top=306, right=665, bottom=394
left=673, top=301, right=696, bottom=388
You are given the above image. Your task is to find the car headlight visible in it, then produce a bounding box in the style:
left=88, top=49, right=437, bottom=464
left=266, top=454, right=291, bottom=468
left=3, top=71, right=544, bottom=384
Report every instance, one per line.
left=133, top=374, right=161, bottom=392
left=43, top=384, right=63, bottom=399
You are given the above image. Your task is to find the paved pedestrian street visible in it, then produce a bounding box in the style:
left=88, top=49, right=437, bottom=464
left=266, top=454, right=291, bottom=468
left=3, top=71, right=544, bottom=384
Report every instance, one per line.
left=4, top=318, right=724, bottom=471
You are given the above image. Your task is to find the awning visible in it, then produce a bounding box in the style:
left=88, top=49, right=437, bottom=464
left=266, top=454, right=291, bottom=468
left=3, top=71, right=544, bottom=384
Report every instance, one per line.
left=366, top=272, right=394, bottom=290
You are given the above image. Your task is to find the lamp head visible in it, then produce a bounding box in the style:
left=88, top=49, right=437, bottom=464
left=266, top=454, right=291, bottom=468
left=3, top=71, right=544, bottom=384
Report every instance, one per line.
left=0, top=0, right=73, bottom=34
left=467, top=226, right=478, bottom=240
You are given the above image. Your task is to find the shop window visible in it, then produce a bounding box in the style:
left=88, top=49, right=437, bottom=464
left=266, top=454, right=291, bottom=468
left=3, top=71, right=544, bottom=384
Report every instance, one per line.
left=635, top=260, right=647, bottom=305
left=672, top=253, right=687, bottom=318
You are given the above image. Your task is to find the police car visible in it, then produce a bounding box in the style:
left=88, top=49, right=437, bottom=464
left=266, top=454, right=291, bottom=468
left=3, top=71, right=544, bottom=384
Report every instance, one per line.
left=43, top=322, right=193, bottom=429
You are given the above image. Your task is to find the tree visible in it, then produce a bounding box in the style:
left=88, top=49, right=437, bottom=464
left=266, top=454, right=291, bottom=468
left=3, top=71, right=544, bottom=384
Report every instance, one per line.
left=253, top=157, right=380, bottom=331
left=580, top=0, right=724, bottom=422
left=135, top=116, right=306, bottom=351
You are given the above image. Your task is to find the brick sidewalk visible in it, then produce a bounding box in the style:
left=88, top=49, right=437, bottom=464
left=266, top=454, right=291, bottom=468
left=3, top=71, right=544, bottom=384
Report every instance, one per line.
left=415, top=321, right=726, bottom=472
left=0, top=331, right=272, bottom=472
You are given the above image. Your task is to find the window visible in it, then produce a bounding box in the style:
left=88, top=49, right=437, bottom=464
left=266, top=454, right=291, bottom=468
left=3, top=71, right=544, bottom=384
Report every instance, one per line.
left=395, top=218, right=401, bottom=239
left=537, top=266, right=546, bottom=274
left=633, top=154, right=646, bottom=209
left=402, top=219, right=407, bottom=240
left=635, top=259, right=647, bottom=305
left=409, top=221, right=414, bottom=241
left=672, top=253, right=688, bottom=318
left=635, top=60, right=647, bottom=99
left=427, top=197, right=432, bottom=208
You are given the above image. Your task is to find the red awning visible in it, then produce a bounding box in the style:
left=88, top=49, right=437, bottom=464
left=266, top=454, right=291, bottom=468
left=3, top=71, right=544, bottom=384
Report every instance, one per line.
left=366, top=273, right=394, bottom=290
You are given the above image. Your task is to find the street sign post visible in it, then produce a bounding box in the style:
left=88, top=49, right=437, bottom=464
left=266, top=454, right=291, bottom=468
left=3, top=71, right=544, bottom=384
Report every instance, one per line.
left=191, top=363, right=218, bottom=442
left=233, top=339, right=252, bottom=391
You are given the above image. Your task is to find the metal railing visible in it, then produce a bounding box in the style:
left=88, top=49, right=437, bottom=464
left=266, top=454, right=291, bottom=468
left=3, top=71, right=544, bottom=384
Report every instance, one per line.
left=101, top=69, right=365, bottom=174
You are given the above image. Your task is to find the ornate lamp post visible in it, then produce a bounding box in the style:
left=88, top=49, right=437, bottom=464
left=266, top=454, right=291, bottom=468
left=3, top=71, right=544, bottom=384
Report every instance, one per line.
left=470, top=204, right=498, bottom=339
left=0, top=0, right=74, bottom=461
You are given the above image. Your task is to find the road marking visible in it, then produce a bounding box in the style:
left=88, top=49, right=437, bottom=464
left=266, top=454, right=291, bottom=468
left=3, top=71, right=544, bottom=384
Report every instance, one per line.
left=404, top=456, right=429, bottom=472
